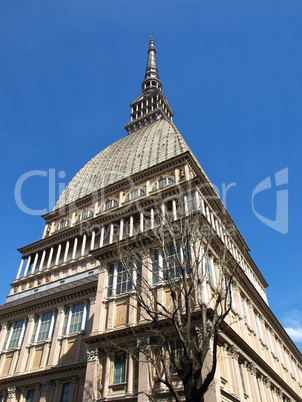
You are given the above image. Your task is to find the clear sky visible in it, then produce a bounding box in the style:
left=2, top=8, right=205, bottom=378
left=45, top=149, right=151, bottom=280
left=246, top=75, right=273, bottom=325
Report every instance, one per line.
left=1, top=0, right=302, bottom=351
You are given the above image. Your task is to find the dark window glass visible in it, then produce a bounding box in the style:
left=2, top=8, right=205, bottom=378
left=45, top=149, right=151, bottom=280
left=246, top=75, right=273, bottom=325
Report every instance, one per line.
left=60, top=383, right=71, bottom=402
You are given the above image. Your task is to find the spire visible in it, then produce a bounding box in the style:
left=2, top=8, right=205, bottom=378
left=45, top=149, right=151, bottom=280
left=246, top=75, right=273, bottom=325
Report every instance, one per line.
left=142, top=35, right=162, bottom=92
left=124, top=36, right=173, bottom=135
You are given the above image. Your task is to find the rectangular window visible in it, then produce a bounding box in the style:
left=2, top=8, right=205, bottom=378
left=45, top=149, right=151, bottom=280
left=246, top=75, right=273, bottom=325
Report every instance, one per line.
left=169, top=339, right=183, bottom=374
left=113, top=352, right=126, bottom=384
left=241, top=296, right=250, bottom=325
left=60, top=383, right=71, bottom=402
left=238, top=362, right=246, bottom=393
left=116, top=263, right=132, bottom=295
left=32, top=312, right=56, bottom=343
left=26, top=389, right=35, bottom=402
left=107, top=266, right=114, bottom=297
left=186, top=191, right=198, bottom=213
left=254, top=312, right=262, bottom=339
left=266, top=326, right=274, bottom=352
left=6, top=320, right=26, bottom=349
left=63, top=302, right=90, bottom=335
left=205, top=257, right=215, bottom=286
left=152, top=250, right=159, bottom=284
left=162, top=245, right=181, bottom=279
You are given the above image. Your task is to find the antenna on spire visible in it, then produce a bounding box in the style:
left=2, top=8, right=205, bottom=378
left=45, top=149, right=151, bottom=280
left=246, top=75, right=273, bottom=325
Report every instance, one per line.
left=142, top=35, right=162, bottom=92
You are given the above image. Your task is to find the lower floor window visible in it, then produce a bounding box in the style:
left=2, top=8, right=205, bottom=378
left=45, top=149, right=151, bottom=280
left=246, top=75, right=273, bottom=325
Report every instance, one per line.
left=60, top=383, right=71, bottom=402
left=113, top=352, right=126, bottom=384
left=26, top=389, right=35, bottom=402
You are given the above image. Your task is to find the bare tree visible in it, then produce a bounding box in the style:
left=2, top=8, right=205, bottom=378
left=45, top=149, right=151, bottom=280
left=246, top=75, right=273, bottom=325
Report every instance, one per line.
left=109, top=192, right=236, bottom=402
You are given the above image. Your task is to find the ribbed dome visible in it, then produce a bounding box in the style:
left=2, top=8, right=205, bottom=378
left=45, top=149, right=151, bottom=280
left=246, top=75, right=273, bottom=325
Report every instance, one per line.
left=54, top=118, right=191, bottom=210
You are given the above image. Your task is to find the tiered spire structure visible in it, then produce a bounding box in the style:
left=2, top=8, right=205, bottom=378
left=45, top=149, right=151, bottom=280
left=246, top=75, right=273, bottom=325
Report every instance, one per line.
left=125, top=36, right=174, bottom=134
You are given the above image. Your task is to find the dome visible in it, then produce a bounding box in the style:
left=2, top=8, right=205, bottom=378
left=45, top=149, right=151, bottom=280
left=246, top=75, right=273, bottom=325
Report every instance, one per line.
left=54, top=118, right=191, bottom=210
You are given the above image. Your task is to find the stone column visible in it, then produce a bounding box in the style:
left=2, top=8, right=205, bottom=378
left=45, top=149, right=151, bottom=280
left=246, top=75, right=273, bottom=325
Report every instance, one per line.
left=47, top=305, right=65, bottom=366
left=39, top=381, right=51, bottom=402
left=16, top=258, right=24, bottom=279
left=99, top=226, right=104, bottom=248
left=83, top=346, right=100, bottom=402
left=119, top=219, right=124, bottom=241
left=227, top=345, right=245, bottom=400
left=102, top=348, right=112, bottom=398
left=129, top=216, right=134, bottom=237
left=19, top=387, right=27, bottom=402
left=150, top=208, right=154, bottom=229
left=47, top=247, right=54, bottom=269
left=262, top=377, right=274, bottom=402
left=69, top=377, right=78, bottom=401
left=6, top=386, right=17, bottom=402
left=32, top=253, right=39, bottom=273
left=39, top=250, right=46, bottom=271
left=126, top=353, right=134, bottom=395
left=55, top=243, right=62, bottom=266
left=81, top=234, right=87, bottom=256
left=0, top=322, right=9, bottom=351
left=109, top=224, right=114, bottom=244
left=32, top=384, right=41, bottom=402
left=63, top=240, right=70, bottom=263
left=172, top=199, right=177, bottom=221
left=52, top=381, right=61, bottom=401
left=72, top=237, right=78, bottom=260
left=91, top=267, right=107, bottom=333
left=137, top=337, right=151, bottom=402
left=24, top=255, right=32, bottom=276
left=140, top=212, right=144, bottom=232
left=90, top=231, right=96, bottom=250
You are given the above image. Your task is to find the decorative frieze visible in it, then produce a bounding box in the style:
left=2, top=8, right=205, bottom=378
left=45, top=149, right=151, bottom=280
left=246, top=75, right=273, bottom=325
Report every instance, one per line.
left=87, top=347, right=99, bottom=362
left=7, top=386, right=17, bottom=398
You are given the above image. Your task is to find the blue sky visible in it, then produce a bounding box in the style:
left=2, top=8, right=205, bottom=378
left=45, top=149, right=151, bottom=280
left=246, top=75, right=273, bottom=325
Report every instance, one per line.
left=1, top=0, right=302, bottom=350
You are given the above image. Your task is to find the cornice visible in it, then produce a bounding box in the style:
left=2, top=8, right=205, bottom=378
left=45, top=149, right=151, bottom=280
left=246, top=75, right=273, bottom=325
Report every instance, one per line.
left=0, top=362, right=86, bottom=388
left=0, top=283, right=97, bottom=321
left=223, top=325, right=302, bottom=401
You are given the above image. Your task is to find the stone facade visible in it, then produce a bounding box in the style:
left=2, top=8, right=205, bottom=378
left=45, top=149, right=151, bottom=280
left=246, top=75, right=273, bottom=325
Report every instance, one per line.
left=0, top=37, right=301, bottom=402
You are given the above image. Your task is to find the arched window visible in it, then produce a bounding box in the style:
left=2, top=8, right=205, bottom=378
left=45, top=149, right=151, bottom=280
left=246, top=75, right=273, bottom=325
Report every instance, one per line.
left=100, top=199, right=118, bottom=213
left=124, top=189, right=145, bottom=202
left=152, top=177, right=174, bottom=191
left=56, top=219, right=70, bottom=231
left=77, top=210, right=93, bottom=222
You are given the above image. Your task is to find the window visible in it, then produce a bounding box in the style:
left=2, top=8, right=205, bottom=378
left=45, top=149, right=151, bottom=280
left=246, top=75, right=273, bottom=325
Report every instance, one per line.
left=100, top=199, right=118, bottom=212
left=162, top=245, right=181, bottom=279
left=32, top=311, right=56, bottom=343
left=6, top=319, right=27, bottom=349
left=241, top=296, right=250, bottom=325
left=205, top=257, right=215, bottom=286
left=169, top=339, right=183, bottom=374
left=113, top=352, right=126, bottom=384
left=26, top=390, right=35, bottom=402
left=152, top=177, right=174, bottom=191
left=77, top=210, right=93, bottom=222
left=238, top=362, right=246, bottom=393
left=107, top=261, right=140, bottom=297
left=125, top=188, right=145, bottom=202
left=152, top=246, right=189, bottom=285
left=63, top=302, right=90, bottom=335
left=116, top=263, right=133, bottom=295
left=254, top=312, right=263, bottom=339
left=186, top=191, right=199, bottom=213
left=153, top=250, right=159, bottom=284
left=56, top=220, right=70, bottom=231
left=266, top=326, right=274, bottom=352
left=60, top=383, right=71, bottom=402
